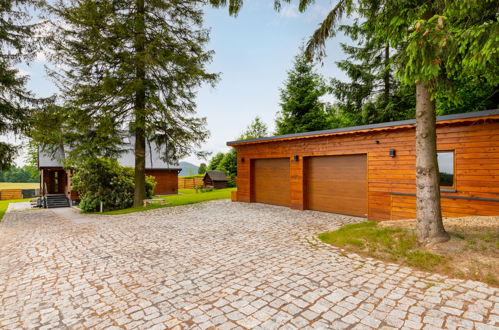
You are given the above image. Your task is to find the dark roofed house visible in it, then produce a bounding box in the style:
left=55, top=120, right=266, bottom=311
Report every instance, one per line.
left=38, top=136, right=181, bottom=208
left=203, top=171, right=229, bottom=189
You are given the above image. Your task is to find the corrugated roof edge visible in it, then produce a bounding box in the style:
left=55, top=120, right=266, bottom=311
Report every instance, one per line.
left=227, top=109, right=499, bottom=146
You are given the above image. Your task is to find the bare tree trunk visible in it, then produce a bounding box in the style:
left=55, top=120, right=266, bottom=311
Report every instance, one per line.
left=383, top=43, right=390, bottom=106
left=133, top=0, right=146, bottom=207
left=415, top=82, right=449, bottom=245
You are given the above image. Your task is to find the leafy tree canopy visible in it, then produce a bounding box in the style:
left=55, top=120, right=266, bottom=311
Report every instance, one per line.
left=198, top=163, right=207, bottom=175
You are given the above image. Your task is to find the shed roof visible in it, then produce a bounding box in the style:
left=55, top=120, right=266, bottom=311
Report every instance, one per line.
left=39, top=135, right=181, bottom=170
left=227, top=109, right=499, bottom=146
left=204, top=170, right=228, bottom=182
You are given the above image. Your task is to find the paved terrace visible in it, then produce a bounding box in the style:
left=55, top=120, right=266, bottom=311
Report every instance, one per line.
left=0, top=200, right=497, bottom=329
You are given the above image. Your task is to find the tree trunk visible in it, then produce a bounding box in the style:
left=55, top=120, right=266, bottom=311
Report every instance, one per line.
left=415, top=82, right=449, bottom=245
left=133, top=0, right=146, bottom=207
left=383, top=43, right=390, bottom=106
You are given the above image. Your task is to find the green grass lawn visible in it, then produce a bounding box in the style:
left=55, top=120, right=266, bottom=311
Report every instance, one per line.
left=318, top=221, right=498, bottom=285
left=0, top=182, right=39, bottom=189
left=0, top=198, right=32, bottom=221
left=318, top=221, right=444, bottom=271
left=101, top=188, right=235, bottom=215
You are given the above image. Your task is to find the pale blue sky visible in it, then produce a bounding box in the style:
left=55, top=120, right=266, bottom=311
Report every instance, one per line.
left=12, top=0, right=352, bottom=166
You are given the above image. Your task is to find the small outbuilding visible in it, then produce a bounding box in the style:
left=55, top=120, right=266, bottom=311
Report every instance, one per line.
left=203, top=171, right=229, bottom=189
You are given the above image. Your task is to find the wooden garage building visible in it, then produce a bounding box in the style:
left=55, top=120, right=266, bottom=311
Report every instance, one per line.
left=227, top=110, right=499, bottom=221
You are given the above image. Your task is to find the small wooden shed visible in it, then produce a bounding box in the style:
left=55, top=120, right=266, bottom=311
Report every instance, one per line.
left=203, top=171, right=229, bottom=189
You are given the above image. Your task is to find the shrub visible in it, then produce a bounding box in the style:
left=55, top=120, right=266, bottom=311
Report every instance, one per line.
left=72, top=158, right=156, bottom=212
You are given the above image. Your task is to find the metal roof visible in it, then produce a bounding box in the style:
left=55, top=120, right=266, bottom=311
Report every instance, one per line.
left=39, top=136, right=181, bottom=170
left=227, top=109, right=499, bottom=146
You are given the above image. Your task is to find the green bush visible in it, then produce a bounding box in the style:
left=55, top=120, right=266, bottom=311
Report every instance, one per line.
left=72, top=158, right=156, bottom=212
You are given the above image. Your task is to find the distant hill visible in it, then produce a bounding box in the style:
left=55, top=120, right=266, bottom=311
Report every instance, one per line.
left=179, top=161, right=199, bottom=176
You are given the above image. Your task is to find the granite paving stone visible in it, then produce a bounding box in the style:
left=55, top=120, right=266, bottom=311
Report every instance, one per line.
left=0, top=200, right=497, bottom=329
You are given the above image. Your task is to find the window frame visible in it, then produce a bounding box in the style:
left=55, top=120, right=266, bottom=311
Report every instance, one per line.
left=437, top=150, right=456, bottom=191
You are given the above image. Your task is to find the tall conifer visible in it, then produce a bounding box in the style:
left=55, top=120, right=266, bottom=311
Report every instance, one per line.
left=48, top=0, right=217, bottom=206
left=0, top=0, right=41, bottom=169
left=275, top=51, right=328, bottom=135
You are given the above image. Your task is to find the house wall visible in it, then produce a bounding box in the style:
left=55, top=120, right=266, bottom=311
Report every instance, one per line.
left=40, top=169, right=68, bottom=195
left=233, top=119, right=499, bottom=221
left=146, top=169, right=179, bottom=195
left=213, top=181, right=228, bottom=189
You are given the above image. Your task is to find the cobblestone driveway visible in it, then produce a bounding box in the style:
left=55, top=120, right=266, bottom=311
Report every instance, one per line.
left=0, top=200, right=497, bottom=329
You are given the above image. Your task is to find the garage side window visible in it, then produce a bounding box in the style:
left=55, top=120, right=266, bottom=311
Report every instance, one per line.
left=437, top=151, right=454, bottom=187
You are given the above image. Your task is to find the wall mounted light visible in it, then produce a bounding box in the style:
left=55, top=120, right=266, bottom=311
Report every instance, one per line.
left=293, top=155, right=299, bottom=161
left=389, top=149, right=396, bottom=158
left=240, top=157, right=245, bottom=163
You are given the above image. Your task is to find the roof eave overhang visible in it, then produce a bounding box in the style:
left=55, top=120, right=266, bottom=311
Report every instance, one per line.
left=227, top=110, right=499, bottom=147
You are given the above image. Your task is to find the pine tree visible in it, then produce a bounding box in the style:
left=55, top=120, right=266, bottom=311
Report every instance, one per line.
left=275, top=51, right=328, bottom=135
left=47, top=0, right=217, bottom=206
left=0, top=0, right=42, bottom=170
left=330, top=19, right=416, bottom=125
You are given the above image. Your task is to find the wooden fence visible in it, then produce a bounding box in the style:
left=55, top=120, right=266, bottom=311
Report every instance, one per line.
left=0, top=189, right=23, bottom=200
left=178, top=177, right=204, bottom=189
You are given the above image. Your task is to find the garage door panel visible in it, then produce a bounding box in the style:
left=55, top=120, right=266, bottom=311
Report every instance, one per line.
left=252, top=158, right=290, bottom=207
left=305, top=154, right=367, bottom=217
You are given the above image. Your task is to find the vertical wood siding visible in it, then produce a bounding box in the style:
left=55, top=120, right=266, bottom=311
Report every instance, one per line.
left=233, top=119, right=499, bottom=220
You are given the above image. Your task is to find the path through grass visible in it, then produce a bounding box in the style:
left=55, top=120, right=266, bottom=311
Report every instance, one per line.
left=0, top=199, right=32, bottom=221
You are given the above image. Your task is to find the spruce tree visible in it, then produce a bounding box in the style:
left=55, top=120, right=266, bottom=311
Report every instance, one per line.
left=330, top=19, right=416, bottom=125
left=239, top=116, right=268, bottom=140
left=48, top=0, right=217, bottom=206
left=0, top=0, right=41, bottom=170
left=275, top=51, right=328, bottom=135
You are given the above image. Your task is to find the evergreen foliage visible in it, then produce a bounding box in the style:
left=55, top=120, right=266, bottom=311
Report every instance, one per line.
left=0, top=0, right=44, bottom=170
left=46, top=0, right=217, bottom=205
left=72, top=158, right=155, bottom=212
left=275, top=51, right=329, bottom=135
left=239, top=116, right=268, bottom=140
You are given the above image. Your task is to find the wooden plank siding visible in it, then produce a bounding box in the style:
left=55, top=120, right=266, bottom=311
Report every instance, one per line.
left=146, top=169, right=179, bottom=195
left=232, top=118, right=499, bottom=221
left=0, top=189, right=23, bottom=200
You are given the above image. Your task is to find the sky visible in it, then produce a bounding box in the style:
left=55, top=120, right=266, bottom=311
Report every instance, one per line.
left=8, top=0, right=353, bottom=167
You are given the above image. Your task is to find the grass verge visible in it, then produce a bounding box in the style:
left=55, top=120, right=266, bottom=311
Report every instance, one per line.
left=0, top=198, right=32, bottom=221
left=318, top=221, right=498, bottom=285
left=100, top=188, right=235, bottom=215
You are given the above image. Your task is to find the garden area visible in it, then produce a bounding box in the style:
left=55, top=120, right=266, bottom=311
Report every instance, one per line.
left=318, top=217, right=499, bottom=286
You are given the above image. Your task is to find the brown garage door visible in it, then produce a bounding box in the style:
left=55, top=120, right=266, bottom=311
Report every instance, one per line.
left=305, top=154, right=367, bottom=217
left=252, top=158, right=290, bottom=207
